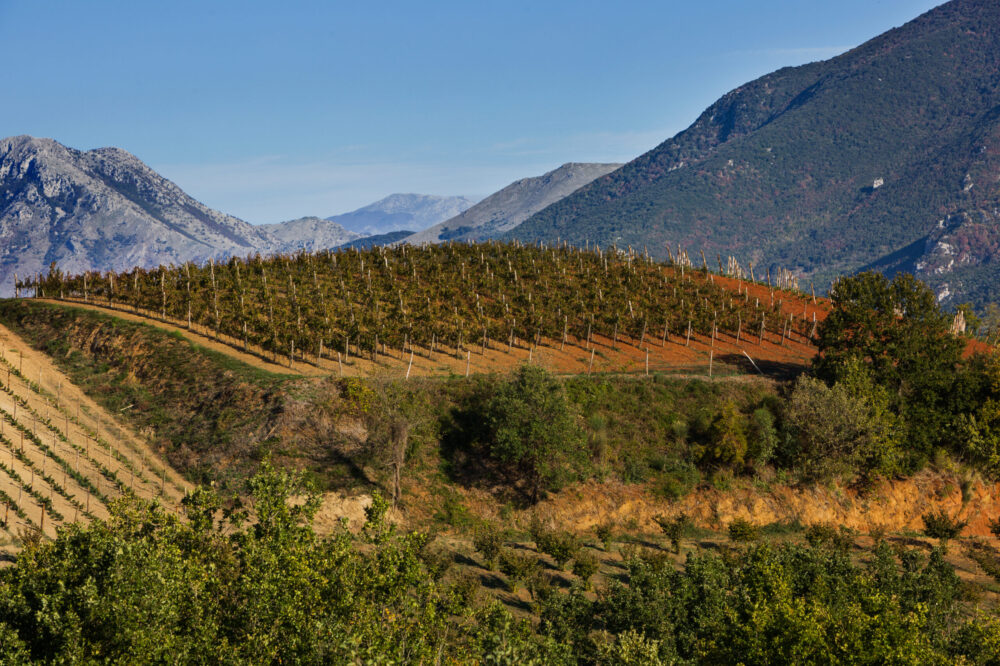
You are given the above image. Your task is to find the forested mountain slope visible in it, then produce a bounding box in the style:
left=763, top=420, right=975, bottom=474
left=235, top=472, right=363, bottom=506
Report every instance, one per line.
left=511, top=0, right=1000, bottom=306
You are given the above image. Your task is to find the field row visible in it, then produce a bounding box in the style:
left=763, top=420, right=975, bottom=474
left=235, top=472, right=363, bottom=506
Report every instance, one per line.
left=0, top=325, right=188, bottom=544
left=23, top=242, right=824, bottom=375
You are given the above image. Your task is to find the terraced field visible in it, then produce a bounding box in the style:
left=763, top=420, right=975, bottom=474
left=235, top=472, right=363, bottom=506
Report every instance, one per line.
left=0, top=322, right=188, bottom=547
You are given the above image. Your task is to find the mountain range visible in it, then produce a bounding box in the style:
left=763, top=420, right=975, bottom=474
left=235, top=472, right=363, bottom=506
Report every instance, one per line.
left=510, top=0, right=1000, bottom=306
left=7, top=0, right=1000, bottom=306
left=403, top=162, right=621, bottom=245
left=0, top=135, right=275, bottom=296
left=0, top=137, right=478, bottom=296
left=326, top=193, right=478, bottom=236
left=259, top=217, right=362, bottom=253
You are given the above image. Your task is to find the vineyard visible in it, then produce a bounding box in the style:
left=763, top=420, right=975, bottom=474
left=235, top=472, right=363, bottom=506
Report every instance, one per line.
left=20, top=242, right=825, bottom=377
left=0, top=321, right=187, bottom=546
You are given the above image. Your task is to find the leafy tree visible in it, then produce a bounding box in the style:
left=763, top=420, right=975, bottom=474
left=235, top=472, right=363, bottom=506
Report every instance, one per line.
left=782, top=374, right=898, bottom=481
left=814, top=272, right=963, bottom=461
left=485, top=365, right=587, bottom=500
left=746, top=407, right=778, bottom=468
left=700, top=401, right=748, bottom=468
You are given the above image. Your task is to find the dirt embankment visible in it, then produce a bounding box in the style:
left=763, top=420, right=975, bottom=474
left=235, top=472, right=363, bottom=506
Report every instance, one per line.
left=445, top=469, right=1000, bottom=538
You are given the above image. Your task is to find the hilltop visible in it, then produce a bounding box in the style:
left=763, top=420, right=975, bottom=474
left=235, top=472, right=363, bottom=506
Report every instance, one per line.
left=511, top=0, right=1000, bottom=307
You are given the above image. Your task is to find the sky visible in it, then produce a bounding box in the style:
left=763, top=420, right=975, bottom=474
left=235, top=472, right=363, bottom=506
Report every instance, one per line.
left=0, top=0, right=942, bottom=224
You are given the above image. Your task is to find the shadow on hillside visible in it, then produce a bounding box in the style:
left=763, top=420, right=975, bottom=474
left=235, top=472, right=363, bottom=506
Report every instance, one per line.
left=438, top=403, right=535, bottom=507
left=717, top=353, right=808, bottom=380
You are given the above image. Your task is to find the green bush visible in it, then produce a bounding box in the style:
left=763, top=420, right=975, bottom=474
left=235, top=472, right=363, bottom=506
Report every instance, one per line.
left=485, top=365, right=587, bottom=500
left=656, top=459, right=701, bottom=500
left=571, top=550, right=599, bottom=588
left=654, top=513, right=693, bottom=553
left=473, top=522, right=505, bottom=570
left=746, top=407, right=778, bottom=468
left=782, top=370, right=901, bottom=481
left=498, top=547, right=540, bottom=594
left=699, top=401, right=748, bottom=468
left=529, top=520, right=579, bottom=569
left=594, top=522, right=615, bottom=551
left=922, top=511, right=967, bottom=543
left=728, top=518, right=761, bottom=543
left=805, top=523, right=856, bottom=553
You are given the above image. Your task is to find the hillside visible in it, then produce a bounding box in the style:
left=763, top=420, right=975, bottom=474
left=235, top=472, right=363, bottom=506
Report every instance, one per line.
left=21, top=243, right=823, bottom=380
left=0, top=136, right=275, bottom=297
left=5, top=258, right=1000, bottom=660
left=405, top=162, right=621, bottom=245
left=510, top=0, right=1000, bottom=307
left=326, top=193, right=478, bottom=236
left=259, top=216, right=362, bottom=253
left=0, top=319, right=186, bottom=545
left=338, top=230, right=415, bottom=250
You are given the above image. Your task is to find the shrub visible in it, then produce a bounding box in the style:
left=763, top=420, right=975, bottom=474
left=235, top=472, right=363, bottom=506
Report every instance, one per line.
left=485, top=365, right=587, bottom=500
left=746, top=407, right=778, bottom=468
left=656, top=459, right=701, bottom=500
left=700, top=401, right=747, bottom=468
left=782, top=371, right=900, bottom=481
left=530, top=519, right=579, bottom=569
left=594, top=522, right=615, bottom=550
left=654, top=513, right=692, bottom=553
left=498, top=547, right=540, bottom=593
left=728, top=518, right=761, bottom=543
left=805, top=523, right=856, bottom=552
left=571, top=550, right=599, bottom=588
left=922, top=511, right=967, bottom=544
left=989, top=516, right=1000, bottom=539
left=473, top=522, right=505, bottom=570
left=418, top=542, right=453, bottom=581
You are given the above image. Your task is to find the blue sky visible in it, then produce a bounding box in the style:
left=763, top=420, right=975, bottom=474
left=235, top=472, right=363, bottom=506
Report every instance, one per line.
left=0, top=0, right=941, bottom=223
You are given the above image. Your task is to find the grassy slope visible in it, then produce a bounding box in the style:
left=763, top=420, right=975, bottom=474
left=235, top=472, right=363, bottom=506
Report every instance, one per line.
left=0, top=300, right=294, bottom=487
left=0, top=300, right=781, bottom=501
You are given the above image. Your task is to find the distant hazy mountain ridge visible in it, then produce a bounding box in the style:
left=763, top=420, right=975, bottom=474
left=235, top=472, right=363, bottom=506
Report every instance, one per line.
left=511, top=0, right=1000, bottom=306
left=327, top=193, right=478, bottom=236
left=405, top=162, right=621, bottom=245
left=260, top=216, right=361, bottom=253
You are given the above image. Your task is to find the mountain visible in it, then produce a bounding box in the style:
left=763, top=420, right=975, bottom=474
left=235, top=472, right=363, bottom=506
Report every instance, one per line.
left=510, top=0, right=1000, bottom=307
left=260, top=216, right=362, bottom=253
left=339, top=230, right=415, bottom=250
left=0, top=135, right=274, bottom=296
left=326, top=193, right=478, bottom=236
left=404, top=163, right=622, bottom=245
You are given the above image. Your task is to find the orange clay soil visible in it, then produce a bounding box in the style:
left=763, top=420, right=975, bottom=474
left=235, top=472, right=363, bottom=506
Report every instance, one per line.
left=36, top=294, right=823, bottom=379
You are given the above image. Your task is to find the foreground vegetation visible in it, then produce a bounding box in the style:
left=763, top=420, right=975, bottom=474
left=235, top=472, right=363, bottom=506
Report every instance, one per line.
left=0, top=463, right=998, bottom=664
left=2, top=268, right=1000, bottom=661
